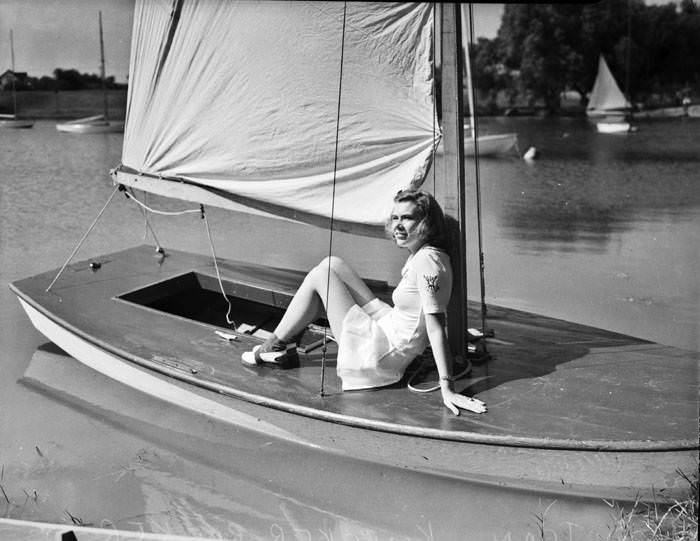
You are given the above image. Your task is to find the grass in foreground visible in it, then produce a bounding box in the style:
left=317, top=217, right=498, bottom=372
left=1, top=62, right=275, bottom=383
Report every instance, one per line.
left=606, top=468, right=698, bottom=540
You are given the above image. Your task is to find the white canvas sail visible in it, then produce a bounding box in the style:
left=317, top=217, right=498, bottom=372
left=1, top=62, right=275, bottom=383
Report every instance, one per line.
left=586, top=55, right=630, bottom=117
left=115, top=1, right=437, bottom=233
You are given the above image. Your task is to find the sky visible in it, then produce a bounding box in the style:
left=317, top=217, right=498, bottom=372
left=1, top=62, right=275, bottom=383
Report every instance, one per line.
left=0, top=1, right=676, bottom=84
left=0, top=1, right=505, bottom=83
left=1, top=0, right=134, bottom=82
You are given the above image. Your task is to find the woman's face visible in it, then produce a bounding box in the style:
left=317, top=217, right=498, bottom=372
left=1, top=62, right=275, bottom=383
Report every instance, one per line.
left=390, top=200, right=424, bottom=252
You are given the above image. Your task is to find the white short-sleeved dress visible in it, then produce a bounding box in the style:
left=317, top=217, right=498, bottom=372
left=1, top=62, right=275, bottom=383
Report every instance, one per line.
left=336, top=245, right=452, bottom=390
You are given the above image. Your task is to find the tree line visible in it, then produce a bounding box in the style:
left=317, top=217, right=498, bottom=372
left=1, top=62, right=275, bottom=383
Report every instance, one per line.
left=471, top=0, right=700, bottom=113
left=10, top=68, right=126, bottom=92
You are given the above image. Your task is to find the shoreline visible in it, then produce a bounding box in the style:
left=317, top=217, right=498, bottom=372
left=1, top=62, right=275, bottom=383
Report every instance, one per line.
left=0, top=89, right=127, bottom=120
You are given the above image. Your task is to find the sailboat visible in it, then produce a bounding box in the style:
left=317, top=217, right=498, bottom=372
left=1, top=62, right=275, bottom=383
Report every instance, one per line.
left=10, top=0, right=696, bottom=507
left=0, top=29, right=34, bottom=129
left=587, top=55, right=633, bottom=133
left=56, top=11, right=124, bottom=134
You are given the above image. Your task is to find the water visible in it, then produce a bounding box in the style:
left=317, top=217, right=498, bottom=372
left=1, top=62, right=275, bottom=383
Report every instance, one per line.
left=0, top=119, right=698, bottom=539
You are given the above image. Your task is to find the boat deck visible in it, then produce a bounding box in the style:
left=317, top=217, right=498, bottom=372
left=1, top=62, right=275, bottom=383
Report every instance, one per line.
left=10, top=245, right=698, bottom=451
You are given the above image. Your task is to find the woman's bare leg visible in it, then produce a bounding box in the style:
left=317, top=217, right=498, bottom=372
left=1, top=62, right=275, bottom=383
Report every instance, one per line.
left=273, top=257, right=371, bottom=342
left=323, top=256, right=376, bottom=307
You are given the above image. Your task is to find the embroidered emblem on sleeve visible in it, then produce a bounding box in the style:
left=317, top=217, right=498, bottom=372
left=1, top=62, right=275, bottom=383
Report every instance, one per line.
left=423, top=274, right=440, bottom=294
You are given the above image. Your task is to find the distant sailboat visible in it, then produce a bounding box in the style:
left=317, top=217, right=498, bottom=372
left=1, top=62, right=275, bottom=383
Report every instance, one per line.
left=587, top=56, right=632, bottom=133
left=0, top=30, right=34, bottom=129
left=56, top=12, right=124, bottom=134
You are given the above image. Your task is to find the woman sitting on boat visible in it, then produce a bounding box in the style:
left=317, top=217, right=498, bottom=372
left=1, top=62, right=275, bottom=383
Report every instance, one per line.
left=242, top=189, right=486, bottom=415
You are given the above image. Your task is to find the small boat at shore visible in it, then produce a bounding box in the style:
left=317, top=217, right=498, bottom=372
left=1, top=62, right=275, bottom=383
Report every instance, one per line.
left=0, top=112, right=33, bottom=129
left=56, top=114, right=124, bottom=134
left=633, top=105, right=688, bottom=119
left=56, top=12, right=123, bottom=134
left=11, top=0, right=697, bottom=509
left=0, top=30, right=34, bottom=129
left=464, top=131, right=519, bottom=156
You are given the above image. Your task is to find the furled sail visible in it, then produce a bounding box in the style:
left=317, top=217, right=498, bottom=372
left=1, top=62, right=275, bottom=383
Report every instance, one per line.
left=586, top=55, right=631, bottom=117
left=115, top=0, right=437, bottom=234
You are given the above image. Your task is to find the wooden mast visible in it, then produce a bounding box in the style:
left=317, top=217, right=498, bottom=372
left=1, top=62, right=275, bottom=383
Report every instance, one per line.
left=435, top=3, right=467, bottom=361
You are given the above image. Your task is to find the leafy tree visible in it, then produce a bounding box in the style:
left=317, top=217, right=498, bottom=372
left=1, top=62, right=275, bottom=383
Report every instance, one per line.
left=497, top=4, right=587, bottom=112
left=470, top=37, right=505, bottom=113
left=491, top=0, right=700, bottom=112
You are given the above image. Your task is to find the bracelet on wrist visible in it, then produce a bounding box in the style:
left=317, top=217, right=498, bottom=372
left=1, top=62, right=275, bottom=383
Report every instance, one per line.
left=440, top=375, right=452, bottom=381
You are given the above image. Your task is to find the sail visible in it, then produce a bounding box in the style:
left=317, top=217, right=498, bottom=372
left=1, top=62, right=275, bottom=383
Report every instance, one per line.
left=116, top=1, right=437, bottom=233
left=587, top=55, right=630, bottom=116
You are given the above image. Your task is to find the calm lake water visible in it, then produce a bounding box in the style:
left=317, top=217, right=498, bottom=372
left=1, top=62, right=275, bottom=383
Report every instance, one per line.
left=0, top=118, right=698, bottom=539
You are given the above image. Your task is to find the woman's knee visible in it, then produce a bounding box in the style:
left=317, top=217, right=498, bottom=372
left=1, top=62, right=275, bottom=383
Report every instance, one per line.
left=306, top=261, right=336, bottom=288
left=317, top=255, right=348, bottom=274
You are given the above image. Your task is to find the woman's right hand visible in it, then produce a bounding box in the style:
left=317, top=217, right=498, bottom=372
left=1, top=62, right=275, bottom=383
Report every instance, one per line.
left=442, top=389, right=487, bottom=415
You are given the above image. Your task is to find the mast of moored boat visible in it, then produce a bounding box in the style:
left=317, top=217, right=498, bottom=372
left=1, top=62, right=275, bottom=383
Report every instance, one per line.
left=435, top=3, right=468, bottom=362
left=10, top=29, right=17, bottom=116
left=98, top=11, right=109, bottom=121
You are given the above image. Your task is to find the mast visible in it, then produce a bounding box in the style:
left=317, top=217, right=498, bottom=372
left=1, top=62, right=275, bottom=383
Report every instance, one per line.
left=462, top=4, right=488, bottom=337
left=624, top=0, right=631, bottom=112
left=99, top=11, right=109, bottom=120
left=10, top=29, right=17, bottom=116
left=436, top=3, right=467, bottom=361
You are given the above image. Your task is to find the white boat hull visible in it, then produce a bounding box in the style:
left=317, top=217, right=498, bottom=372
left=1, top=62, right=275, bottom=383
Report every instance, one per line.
left=687, top=105, right=700, bottom=118
left=464, top=132, right=519, bottom=156
left=0, top=116, right=34, bottom=129
left=16, top=297, right=307, bottom=444
left=596, top=121, right=631, bottom=134
left=56, top=120, right=125, bottom=133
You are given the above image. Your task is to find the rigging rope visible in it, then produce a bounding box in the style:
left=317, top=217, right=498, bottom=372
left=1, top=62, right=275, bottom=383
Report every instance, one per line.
left=46, top=185, right=120, bottom=293
left=431, top=3, right=438, bottom=194
left=466, top=4, right=489, bottom=337
left=121, top=188, right=236, bottom=328
left=122, top=189, right=201, bottom=216
left=129, top=189, right=164, bottom=252
left=202, top=206, right=238, bottom=330
left=319, top=1, right=348, bottom=397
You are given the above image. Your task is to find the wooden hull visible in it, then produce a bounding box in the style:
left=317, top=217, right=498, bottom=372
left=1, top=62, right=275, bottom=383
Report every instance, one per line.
left=10, top=245, right=698, bottom=502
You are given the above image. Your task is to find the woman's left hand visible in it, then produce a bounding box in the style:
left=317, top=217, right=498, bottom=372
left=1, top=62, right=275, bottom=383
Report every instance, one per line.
left=442, top=389, right=487, bottom=415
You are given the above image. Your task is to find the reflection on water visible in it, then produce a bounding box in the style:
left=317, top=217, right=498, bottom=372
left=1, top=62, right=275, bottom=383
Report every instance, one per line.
left=1, top=119, right=698, bottom=538
left=478, top=117, right=699, bottom=251
left=463, top=118, right=698, bottom=351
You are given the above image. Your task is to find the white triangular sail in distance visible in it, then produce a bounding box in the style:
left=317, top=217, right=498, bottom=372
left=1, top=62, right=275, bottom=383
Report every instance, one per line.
left=587, top=55, right=631, bottom=118
left=115, top=1, right=438, bottom=234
